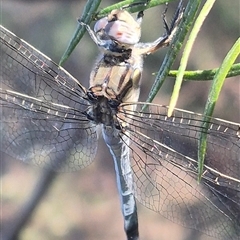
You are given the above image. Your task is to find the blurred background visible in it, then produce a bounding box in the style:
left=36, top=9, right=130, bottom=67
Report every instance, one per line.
left=1, top=0, right=239, bottom=240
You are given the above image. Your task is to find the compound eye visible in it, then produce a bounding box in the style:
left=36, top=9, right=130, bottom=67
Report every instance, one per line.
left=94, top=17, right=108, bottom=33
left=94, top=10, right=141, bottom=45
left=105, top=20, right=141, bottom=45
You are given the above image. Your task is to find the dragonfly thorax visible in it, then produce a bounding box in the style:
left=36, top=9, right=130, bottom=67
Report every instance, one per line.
left=84, top=93, right=120, bottom=128
left=103, top=47, right=132, bottom=66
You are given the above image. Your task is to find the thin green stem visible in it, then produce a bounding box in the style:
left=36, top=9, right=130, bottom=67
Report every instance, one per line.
left=145, top=0, right=202, bottom=104
left=198, top=38, right=240, bottom=181
left=167, top=0, right=216, bottom=117
left=168, top=63, right=240, bottom=80
left=96, top=0, right=175, bottom=19
left=59, top=0, right=101, bottom=66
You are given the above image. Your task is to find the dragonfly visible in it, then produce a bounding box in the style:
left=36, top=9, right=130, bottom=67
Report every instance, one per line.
left=1, top=1, right=240, bottom=240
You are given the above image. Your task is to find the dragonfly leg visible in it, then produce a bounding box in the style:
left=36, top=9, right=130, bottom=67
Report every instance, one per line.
left=78, top=22, right=106, bottom=47
left=135, top=0, right=184, bottom=55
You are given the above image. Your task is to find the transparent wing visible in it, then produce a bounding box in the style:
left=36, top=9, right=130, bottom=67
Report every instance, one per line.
left=119, top=102, right=240, bottom=239
left=0, top=25, right=98, bottom=171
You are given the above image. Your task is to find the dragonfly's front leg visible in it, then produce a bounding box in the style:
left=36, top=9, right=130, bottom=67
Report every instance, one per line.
left=102, top=126, right=139, bottom=240
left=78, top=21, right=113, bottom=49
left=136, top=0, right=183, bottom=55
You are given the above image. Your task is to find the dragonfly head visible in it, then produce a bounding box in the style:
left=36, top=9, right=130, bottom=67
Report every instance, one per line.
left=94, top=9, right=141, bottom=45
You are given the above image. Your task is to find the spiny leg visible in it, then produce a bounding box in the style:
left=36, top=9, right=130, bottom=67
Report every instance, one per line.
left=164, top=0, right=183, bottom=36
left=136, top=0, right=184, bottom=55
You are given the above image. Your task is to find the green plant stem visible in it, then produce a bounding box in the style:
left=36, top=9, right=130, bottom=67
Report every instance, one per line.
left=96, top=0, right=175, bottom=19
left=59, top=0, right=101, bottom=66
left=198, top=37, right=240, bottom=181
left=145, top=0, right=202, bottom=104
left=168, top=0, right=216, bottom=117
left=167, top=63, right=240, bottom=80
